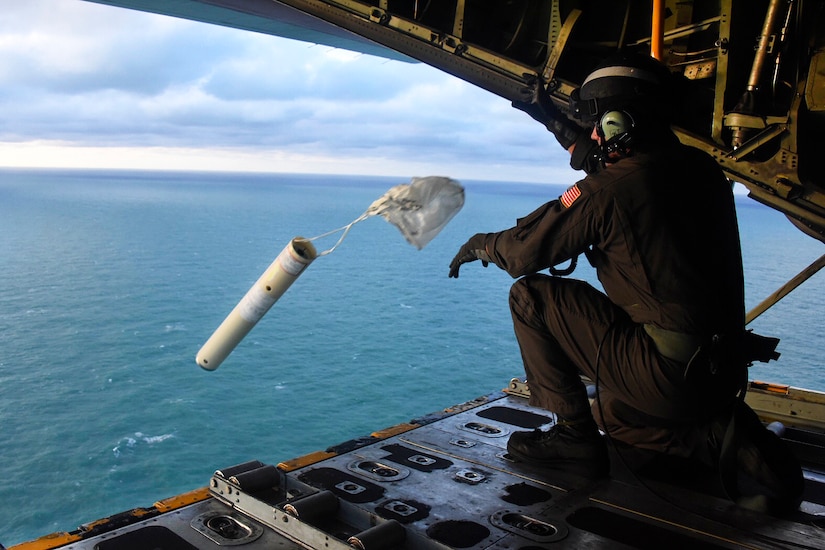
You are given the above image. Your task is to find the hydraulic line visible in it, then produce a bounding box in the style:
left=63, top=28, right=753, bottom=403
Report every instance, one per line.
left=651, top=0, right=665, bottom=60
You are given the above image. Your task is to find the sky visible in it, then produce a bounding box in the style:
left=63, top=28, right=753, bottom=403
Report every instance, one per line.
left=0, top=0, right=579, bottom=185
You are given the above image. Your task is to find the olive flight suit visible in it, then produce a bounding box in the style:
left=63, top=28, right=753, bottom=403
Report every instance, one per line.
left=482, top=132, right=746, bottom=456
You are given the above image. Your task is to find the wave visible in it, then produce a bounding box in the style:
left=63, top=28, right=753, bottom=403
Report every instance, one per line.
left=112, top=432, right=175, bottom=458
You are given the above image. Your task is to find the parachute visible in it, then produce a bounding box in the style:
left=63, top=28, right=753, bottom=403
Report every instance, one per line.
left=364, top=176, right=465, bottom=250
left=315, top=176, right=465, bottom=254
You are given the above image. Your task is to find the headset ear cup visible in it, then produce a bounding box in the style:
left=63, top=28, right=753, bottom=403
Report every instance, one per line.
left=599, top=111, right=633, bottom=141
left=599, top=110, right=635, bottom=156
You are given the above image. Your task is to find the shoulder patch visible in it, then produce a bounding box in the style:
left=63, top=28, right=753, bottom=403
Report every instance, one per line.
left=560, top=184, right=582, bottom=208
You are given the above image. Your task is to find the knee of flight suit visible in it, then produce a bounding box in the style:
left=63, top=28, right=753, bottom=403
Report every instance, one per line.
left=509, top=275, right=550, bottom=323
left=508, top=277, right=527, bottom=308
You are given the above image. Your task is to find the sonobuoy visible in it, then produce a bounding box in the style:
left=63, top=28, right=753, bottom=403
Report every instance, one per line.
left=196, top=237, right=316, bottom=371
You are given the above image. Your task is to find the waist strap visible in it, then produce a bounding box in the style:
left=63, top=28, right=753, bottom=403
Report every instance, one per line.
left=643, top=324, right=703, bottom=363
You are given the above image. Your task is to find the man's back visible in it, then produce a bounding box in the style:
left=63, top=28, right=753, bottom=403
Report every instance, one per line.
left=579, top=137, right=745, bottom=336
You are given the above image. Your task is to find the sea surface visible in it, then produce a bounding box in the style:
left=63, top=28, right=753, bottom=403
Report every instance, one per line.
left=1, top=168, right=823, bottom=545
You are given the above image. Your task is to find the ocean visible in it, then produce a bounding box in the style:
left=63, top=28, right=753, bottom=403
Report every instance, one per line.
left=1, top=168, right=823, bottom=546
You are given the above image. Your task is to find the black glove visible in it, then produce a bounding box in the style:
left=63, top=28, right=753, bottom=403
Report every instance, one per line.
left=449, top=233, right=493, bottom=278
left=512, top=77, right=582, bottom=151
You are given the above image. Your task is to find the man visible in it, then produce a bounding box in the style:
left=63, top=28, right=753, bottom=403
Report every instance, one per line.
left=448, top=53, right=802, bottom=511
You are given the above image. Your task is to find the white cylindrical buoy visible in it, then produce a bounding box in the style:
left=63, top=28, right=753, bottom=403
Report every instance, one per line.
left=196, top=237, right=317, bottom=371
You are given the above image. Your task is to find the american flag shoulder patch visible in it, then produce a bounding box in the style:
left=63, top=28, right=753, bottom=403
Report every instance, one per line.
left=560, top=184, right=582, bottom=208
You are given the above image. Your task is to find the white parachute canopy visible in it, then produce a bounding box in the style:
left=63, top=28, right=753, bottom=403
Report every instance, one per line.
left=314, top=176, right=465, bottom=255
left=364, top=176, right=465, bottom=249
left=196, top=176, right=464, bottom=370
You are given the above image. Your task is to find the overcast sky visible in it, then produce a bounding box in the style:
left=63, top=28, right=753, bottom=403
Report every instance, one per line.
left=0, top=0, right=579, bottom=184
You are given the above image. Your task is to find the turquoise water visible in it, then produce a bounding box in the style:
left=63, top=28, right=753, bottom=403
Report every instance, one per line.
left=1, top=168, right=823, bottom=545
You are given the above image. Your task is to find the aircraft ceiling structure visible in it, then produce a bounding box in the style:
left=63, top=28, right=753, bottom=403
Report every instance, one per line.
left=83, top=0, right=409, bottom=60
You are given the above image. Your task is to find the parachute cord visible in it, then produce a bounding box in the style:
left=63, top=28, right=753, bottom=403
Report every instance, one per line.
left=309, top=211, right=371, bottom=256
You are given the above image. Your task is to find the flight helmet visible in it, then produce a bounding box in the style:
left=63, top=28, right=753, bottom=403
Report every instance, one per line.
left=570, top=52, right=673, bottom=158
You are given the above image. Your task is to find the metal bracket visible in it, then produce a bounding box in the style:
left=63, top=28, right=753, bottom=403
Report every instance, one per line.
left=505, top=377, right=531, bottom=399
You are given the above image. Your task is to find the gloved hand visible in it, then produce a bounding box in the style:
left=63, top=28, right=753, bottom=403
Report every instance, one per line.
left=512, top=77, right=582, bottom=151
left=449, top=233, right=493, bottom=278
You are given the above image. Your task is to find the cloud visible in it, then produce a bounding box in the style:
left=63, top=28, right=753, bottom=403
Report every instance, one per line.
left=0, top=0, right=577, bottom=184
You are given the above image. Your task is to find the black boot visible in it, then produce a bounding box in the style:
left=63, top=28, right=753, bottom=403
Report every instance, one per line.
left=507, top=420, right=609, bottom=479
left=708, top=401, right=804, bottom=515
